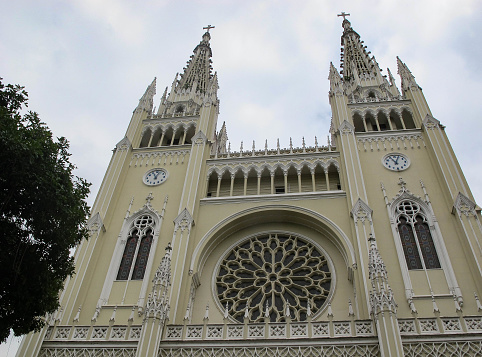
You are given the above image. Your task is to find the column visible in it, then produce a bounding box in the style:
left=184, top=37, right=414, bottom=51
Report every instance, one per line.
left=311, top=169, right=316, bottom=192
left=229, top=174, right=235, bottom=196
left=216, top=177, right=222, bottom=197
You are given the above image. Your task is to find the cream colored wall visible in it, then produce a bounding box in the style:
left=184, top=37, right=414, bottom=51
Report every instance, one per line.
left=355, top=132, right=480, bottom=317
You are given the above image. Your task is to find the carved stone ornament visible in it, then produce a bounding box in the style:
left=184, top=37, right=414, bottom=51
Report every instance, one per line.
left=174, top=208, right=194, bottom=233
left=86, top=212, right=105, bottom=236
left=351, top=198, right=373, bottom=223
left=422, top=114, right=440, bottom=131
left=338, top=120, right=355, bottom=135
left=115, top=136, right=132, bottom=152
left=191, top=130, right=208, bottom=146
left=453, top=192, right=477, bottom=217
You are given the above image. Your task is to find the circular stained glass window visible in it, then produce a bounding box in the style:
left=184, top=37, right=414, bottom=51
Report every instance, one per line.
left=215, top=233, right=332, bottom=323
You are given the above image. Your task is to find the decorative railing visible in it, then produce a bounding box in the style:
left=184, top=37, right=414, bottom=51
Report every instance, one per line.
left=212, top=145, right=336, bottom=160
left=164, top=320, right=373, bottom=341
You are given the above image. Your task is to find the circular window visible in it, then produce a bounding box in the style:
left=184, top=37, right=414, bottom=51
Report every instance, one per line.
left=215, top=233, right=332, bottom=323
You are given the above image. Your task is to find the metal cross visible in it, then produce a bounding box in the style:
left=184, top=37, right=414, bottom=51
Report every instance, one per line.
left=337, top=12, right=350, bottom=20
left=203, top=25, right=215, bottom=32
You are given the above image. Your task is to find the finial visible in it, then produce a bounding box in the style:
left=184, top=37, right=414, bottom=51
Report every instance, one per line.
left=203, top=25, right=215, bottom=32
left=327, top=302, right=334, bottom=317
left=145, top=192, right=154, bottom=206
left=289, top=137, right=293, bottom=153
left=264, top=139, right=268, bottom=155
left=128, top=305, right=136, bottom=322
left=431, top=292, right=439, bottom=313
left=285, top=301, right=291, bottom=318
left=204, top=304, right=210, bottom=320
left=307, top=300, right=312, bottom=317
left=337, top=12, right=350, bottom=21
left=73, top=305, right=82, bottom=323
left=475, top=293, right=482, bottom=312
left=184, top=303, right=190, bottom=321
left=302, top=137, right=306, bottom=152
left=264, top=301, right=269, bottom=318
left=110, top=305, right=117, bottom=322
left=453, top=294, right=462, bottom=313
left=244, top=306, right=249, bottom=319
left=224, top=302, right=229, bottom=319
left=348, top=299, right=354, bottom=317
left=314, top=136, right=318, bottom=152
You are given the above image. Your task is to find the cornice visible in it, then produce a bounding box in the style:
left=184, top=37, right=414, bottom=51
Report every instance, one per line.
left=207, top=151, right=340, bottom=165
left=200, top=191, right=346, bottom=205
left=348, top=99, right=411, bottom=108
left=133, top=145, right=191, bottom=153
left=355, top=128, right=421, bottom=140
left=143, top=116, right=199, bottom=125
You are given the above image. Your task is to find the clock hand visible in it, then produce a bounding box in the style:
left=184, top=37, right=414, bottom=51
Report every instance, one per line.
left=394, top=155, right=400, bottom=165
left=153, top=172, right=160, bottom=179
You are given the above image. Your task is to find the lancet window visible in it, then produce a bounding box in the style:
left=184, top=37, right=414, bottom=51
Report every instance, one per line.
left=396, top=200, right=440, bottom=270
left=117, top=215, right=155, bottom=280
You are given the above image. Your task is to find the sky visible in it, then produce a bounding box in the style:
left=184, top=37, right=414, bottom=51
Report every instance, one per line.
left=1, top=0, right=482, bottom=355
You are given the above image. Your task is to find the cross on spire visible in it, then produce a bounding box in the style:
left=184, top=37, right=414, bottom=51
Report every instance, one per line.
left=203, top=25, right=215, bottom=32
left=337, top=12, right=350, bottom=20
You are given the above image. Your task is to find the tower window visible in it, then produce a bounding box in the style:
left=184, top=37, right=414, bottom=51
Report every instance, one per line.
left=117, top=215, right=155, bottom=280
left=396, top=200, right=440, bottom=270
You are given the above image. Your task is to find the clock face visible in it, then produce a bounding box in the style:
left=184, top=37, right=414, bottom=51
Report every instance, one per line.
left=143, top=168, right=168, bottom=186
left=382, top=153, right=410, bottom=171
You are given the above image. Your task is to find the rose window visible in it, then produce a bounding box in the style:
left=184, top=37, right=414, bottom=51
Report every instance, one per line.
left=215, top=233, right=332, bottom=322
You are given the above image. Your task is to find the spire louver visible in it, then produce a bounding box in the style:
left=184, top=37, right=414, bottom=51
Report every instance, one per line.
left=178, top=31, right=213, bottom=94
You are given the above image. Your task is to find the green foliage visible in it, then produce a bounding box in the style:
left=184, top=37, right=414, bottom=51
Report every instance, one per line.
left=0, top=79, right=91, bottom=342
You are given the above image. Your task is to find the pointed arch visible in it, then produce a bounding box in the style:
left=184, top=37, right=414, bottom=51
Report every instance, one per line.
left=139, top=127, right=152, bottom=148
left=352, top=111, right=365, bottom=132
left=402, top=108, right=416, bottom=129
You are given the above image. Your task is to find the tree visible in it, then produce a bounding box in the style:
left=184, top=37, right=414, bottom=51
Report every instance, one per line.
left=0, top=79, right=91, bottom=342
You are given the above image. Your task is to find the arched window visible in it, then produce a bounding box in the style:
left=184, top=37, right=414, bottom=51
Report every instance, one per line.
left=117, top=215, right=155, bottom=280
left=396, top=200, right=440, bottom=270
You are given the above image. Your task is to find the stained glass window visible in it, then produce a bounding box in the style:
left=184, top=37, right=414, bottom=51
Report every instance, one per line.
left=398, top=216, right=422, bottom=270
left=132, top=230, right=153, bottom=280
left=414, top=215, right=441, bottom=269
left=216, top=233, right=332, bottom=323
left=396, top=200, right=440, bottom=270
left=116, top=215, right=155, bottom=280
left=117, top=232, right=139, bottom=280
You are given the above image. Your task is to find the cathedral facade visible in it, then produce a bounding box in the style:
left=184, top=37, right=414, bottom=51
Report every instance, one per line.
left=17, top=18, right=482, bottom=357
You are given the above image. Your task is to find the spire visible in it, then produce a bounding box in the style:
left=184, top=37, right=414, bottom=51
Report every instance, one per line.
left=387, top=68, right=401, bottom=96
left=329, top=62, right=344, bottom=95
left=177, top=29, right=214, bottom=94
left=397, top=56, right=420, bottom=92
left=215, top=121, right=228, bottom=155
left=143, top=243, right=172, bottom=322
left=136, top=77, right=156, bottom=114
left=338, top=16, right=381, bottom=81
left=368, top=235, right=397, bottom=316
